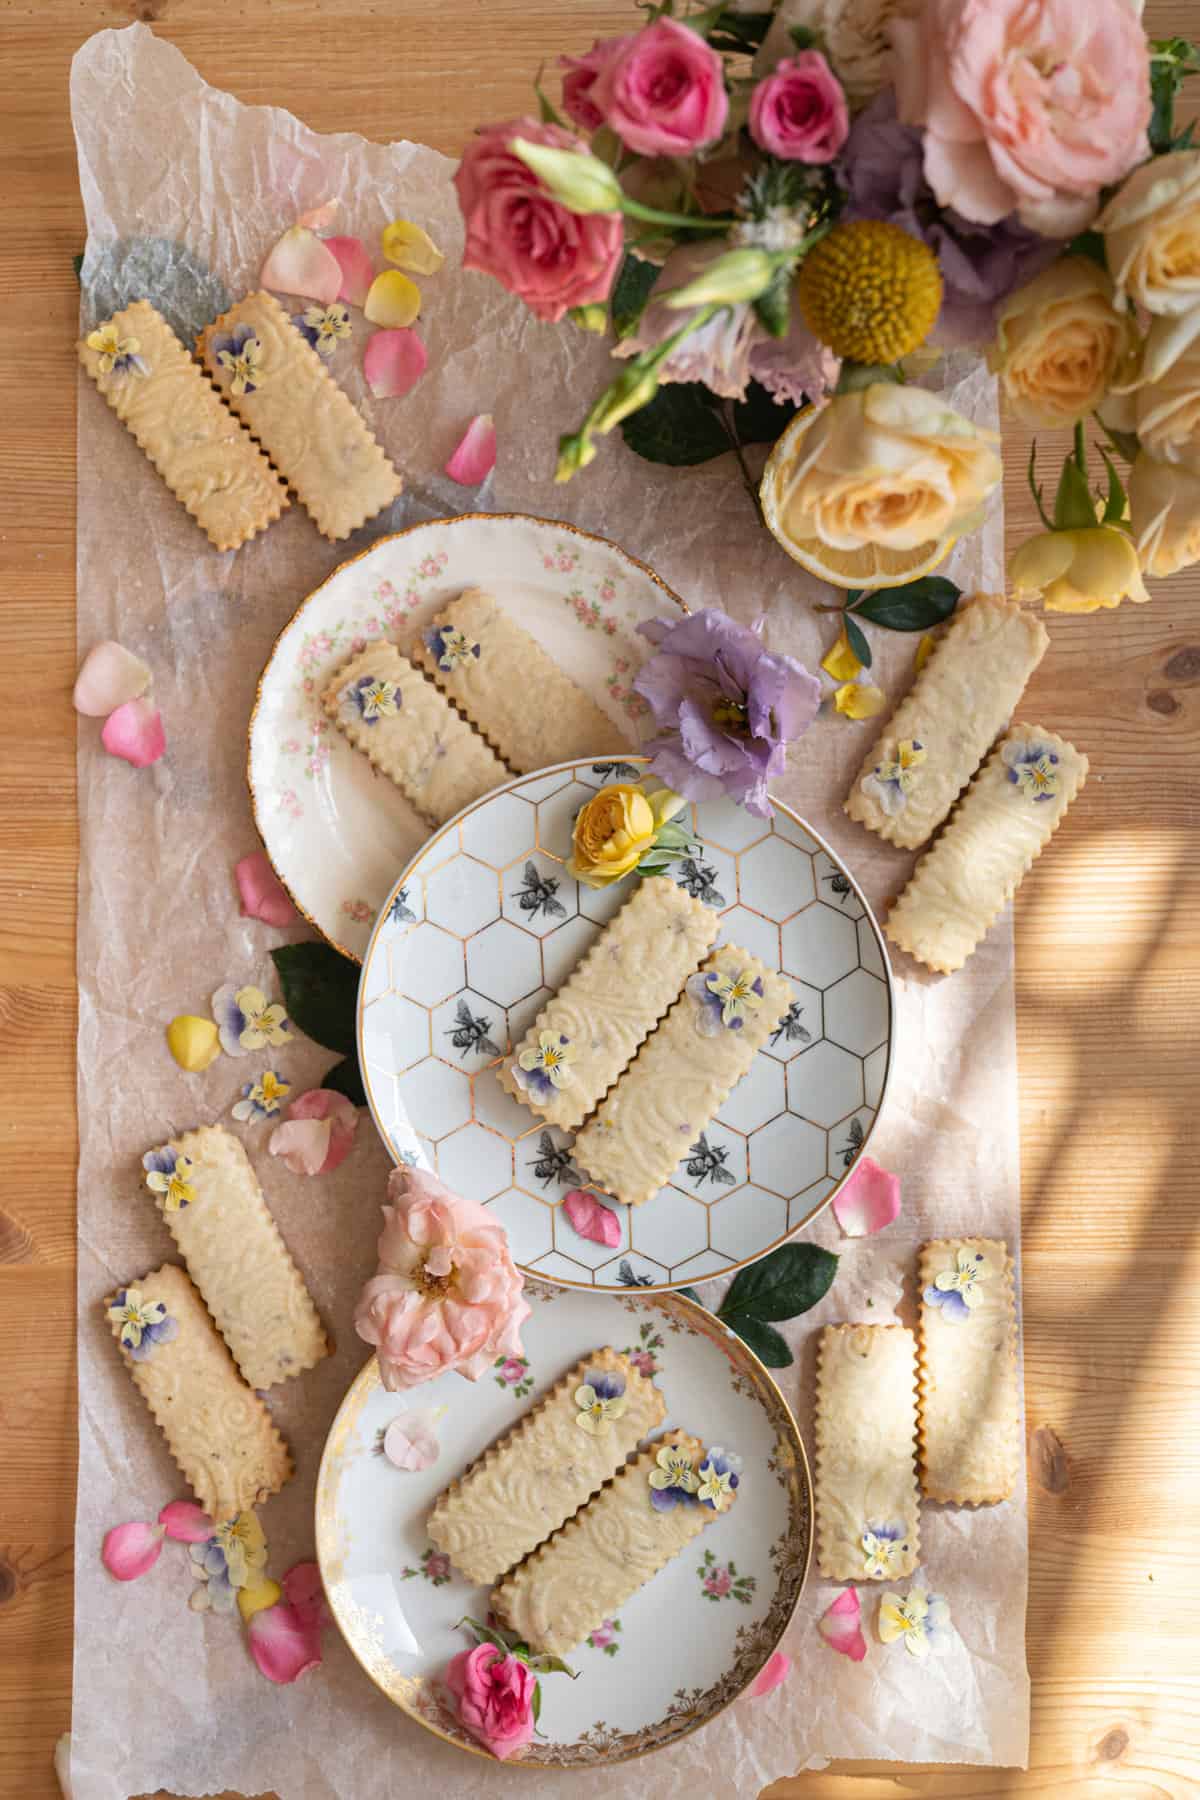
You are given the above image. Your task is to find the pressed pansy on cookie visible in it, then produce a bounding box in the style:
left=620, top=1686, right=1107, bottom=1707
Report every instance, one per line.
left=687, top=965, right=764, bottom=1036
left=575, top=1367, right=628, bottom=1435
left=231, top=1070, right=291, bottom=1123
left=1002, top=736, right=1060, bottom=800
left=293, top=303, right=352, bottom=358
left=107, top=1287, right=178, bottom=1360
left=924, top=1246, right=989, bottom=1321
left=878, top=1582, right=953, bottom=1659
left=861, top=1520, right=912, bottom=1579
left=697, top=1447, right=741, bottom=1513
left=212, top=322, right=265, bottom=395
left=85, top=324, right=147, bottom=377
left=212, top=984, right=292, bottom=1057
left=423, top=623, right=480, bottom=672
left=142, top=1147, right=195, bottom=1211
left=347, top=673, right=400, bottom=723
left=514, top=1030, right=576, bottom=1102
left=860, top=740, right=926, bottom=817
left=648, top=1440, right=701, bottom=1511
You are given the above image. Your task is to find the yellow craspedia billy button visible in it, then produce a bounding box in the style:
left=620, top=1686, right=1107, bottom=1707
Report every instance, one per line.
left=798, top=220, right=943, bottom=364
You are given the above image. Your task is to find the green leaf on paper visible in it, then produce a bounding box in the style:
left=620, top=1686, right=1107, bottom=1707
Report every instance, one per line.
left=732, top=379, right=799, bottom=446
left=720, top=1241, right=839, bottom=1322
left=676, top=1286, right=704, bottom=1306
left=321, top=1055, right=367, bottom=1108
left=620, top=381, right=731, bottom=465
left=611, top=254, right=661, bottom=340
left=270, top=941, right=358, bottom=1057
left=848, top=576, right=960, bottom=632
left=843, top=613, right=872, bottom=670
left=718, top=1312, right=793, bottom=1368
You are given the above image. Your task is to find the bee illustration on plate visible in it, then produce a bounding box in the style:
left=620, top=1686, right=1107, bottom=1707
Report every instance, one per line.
left=617, top=1259, right=653, bottom=1288
left=592, top=761, right=642, bottom=782
left=674, top=858, right=726, bottom=909
left=838, top=1117, right=865, bottom=1167
left=684, top=1131, right=737, bottom=1187
left=443, top=998, right=501, bottom=1060
left=527, top=1129, right=582, bottom=1190
left=515, top=860, right=567, bottom=920
left=822, top=870, right=854, bottom=906
left=770, top=1001, right=812, bottom=1048
left=388, top=886, right=417, bottom=926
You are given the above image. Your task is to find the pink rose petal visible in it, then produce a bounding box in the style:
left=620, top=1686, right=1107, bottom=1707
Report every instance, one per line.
left=73, top=641, right=151, bottom=717
left=324, top=234, right=375, bottom=307
left=157, top=1500, right=213, bottom=1544
left=246, top=1601, right=323, bottom=1684
left=383, top=1411, right=441, bottom=1471
left=100, top=698, right=165, bottom=768
left=831, top=1156, right=901, bottom=1239
left=444, top=414, right=496, bottom=486
left=260, top=226, right=342, bottom=304
left=818, top=1587, right=868, bottom=1661
left=269, top=1088, right=359, bottom=1175
left=562, top=1188, right=621, bottom=1248
left=269, top=1117, right=332, bottom=1176
left=297, top=199, right=339, bottom=231
left=363, top=327, right=428, bottom=398
left=282, top=1561, right=331, bottom=1631
left=234, top=851, right=298, bottom=927
left=101, top=1521, right=164, bottom=1582
left=750, top=1649, right=792, bottom=1696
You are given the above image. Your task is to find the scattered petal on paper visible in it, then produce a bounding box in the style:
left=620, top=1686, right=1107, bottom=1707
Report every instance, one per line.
left=235, top=852, right=298, bottom=927
left=101, top=698, right=165, bottom=767
left=324, top=234, right=374, bottom=307
left=445, top=414, right=497, bottom=486
left=261, top=226, right=342, bottom=305
left=562, top=1188, right=621, bottom=1247
left=101, top=1521, right=164, bottom=1582
left=74, top=641, right=151, bottom=717
left=818, top=1587, right=868, bottom=1661
left=832, top=1156, right=901, bottom=1238
left=363, top=328, right=427, bottom=398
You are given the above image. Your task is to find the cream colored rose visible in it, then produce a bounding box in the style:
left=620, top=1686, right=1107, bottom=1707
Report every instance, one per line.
left=754, top=0, right=904, bottom=104
left=988, top=257, right=1132, bottom=429
left=1106, top=308, right=1200, bottom=468
left=1098, top=149, right=1200, bottom=316
left=1128, top=452, right=1200, bottom=577
left=765, top=383, right=1002, bottom=556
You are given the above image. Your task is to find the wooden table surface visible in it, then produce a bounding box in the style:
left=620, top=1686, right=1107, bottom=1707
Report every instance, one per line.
left=1, top=3, right=1197, bottom=1796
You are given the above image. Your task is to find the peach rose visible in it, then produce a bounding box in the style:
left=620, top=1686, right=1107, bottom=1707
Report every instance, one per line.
left=891, top=0, right=1150, bottom=236
left=1128, top=453, right=1200, bottom=577
left=354, top=1167, right=529, bottom=1390
left=1106, top=309, right=1200, bottom=468
left=1098, top=149, right=1200, bottom=317
left=988, top=258, right=1132, bottom=429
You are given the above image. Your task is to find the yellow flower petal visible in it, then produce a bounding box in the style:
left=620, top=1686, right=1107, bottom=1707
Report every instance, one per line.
left=237, top=1577, right=281, bottom=1622
left=1009, top=529, right=1077, bottom=597
left=834, top=681, right=887, bottom=720
left=914, top=632, right=936, bottom=672
left=381, top=219, right=445, bottom=275
left=877, top=1598, right=907, bottom=1643
left=166, top=1015, right=221, bottom=1072
left=364, top=270, right=421, bottom=328
left=821, top=628, right=863, bottom=684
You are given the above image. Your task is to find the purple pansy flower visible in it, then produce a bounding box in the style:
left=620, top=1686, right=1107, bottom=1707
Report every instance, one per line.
left=1001, top=738, right=1060, bottom=801
left=423, top=624, right=481, bottom=673
left=211, top=322, right=265, bottom=396
left=107, top=1288, right=179, bottom=1362
left=697, top=1446, right=741, bottom=1512
left=923, top=1246, right=989, bottom=1322
left=512, top=1030, right=576, bottom=1104
left=838, top=93, right=1065, bottom=348
left=346, top=674, right=400, bottom=724
left=633, top=610, right=820, bottom=819
left=648, top=1441, right=702, bottom=1513
left=687, top=966, right=766, bottom=1037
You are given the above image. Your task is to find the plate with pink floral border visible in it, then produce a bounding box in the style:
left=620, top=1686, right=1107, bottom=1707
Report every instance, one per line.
left=316, top=1283, right=811, bottom=1769
left=248, top=513, right=682, bottom=961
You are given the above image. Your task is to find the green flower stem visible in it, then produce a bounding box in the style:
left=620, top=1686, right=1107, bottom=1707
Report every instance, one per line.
left=618, top=197, right=734, bottom=233
left=1074, top=419, right=1088, bottom=475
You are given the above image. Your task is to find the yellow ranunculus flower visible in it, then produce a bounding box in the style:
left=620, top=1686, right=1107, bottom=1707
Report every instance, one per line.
left=988, top=257, right=1132, bottom=429
left=1128, top=453, right=1200, bottom=578
left=567, top=783, right=685, bottom=888
left=1009, top=525, right=1148, bottom=614
left=1097, top=148, right=1200, bottom=317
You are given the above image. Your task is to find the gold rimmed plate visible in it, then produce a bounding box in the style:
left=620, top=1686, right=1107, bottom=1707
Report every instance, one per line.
left=316, top=1284, right=811, bottom=1769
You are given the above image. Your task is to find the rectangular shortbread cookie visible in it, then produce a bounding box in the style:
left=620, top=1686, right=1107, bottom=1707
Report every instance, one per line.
left=198, top=290, right=402, bottom=539
left=844, top=595, right=1049, bottom=850
left=412, top=587, right=629, bottom=771
left=498, top=875, right=719, bottom=1131
left=78, top=300, right=289, bottom=551
left=573, top=944, right=793, bottom=1206
left=427, top=1347, right=666, bottom=1584
left=146, top=1124, right=328, bottom=1388
left=492, top=1429, right=729, bottom=1656
left=918, top=1238, right=1020, bottom=1504
left=105, top=1263, right=293, bottom=1520
left=322, top=642, right=509, bottom=824
left=885, top=723, right=1088, bottom=974
left=815, top=1324, right=920, bottom=1582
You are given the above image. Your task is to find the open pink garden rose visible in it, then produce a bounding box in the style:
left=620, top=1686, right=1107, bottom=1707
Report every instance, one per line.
left=444, top=1644, right=536, bottom=1761
left=354, top=1166, right=530, bottom=1389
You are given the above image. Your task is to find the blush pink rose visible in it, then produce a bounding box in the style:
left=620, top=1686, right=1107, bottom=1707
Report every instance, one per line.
left=591, top=18, right=728, bottom=157
left=354, top=1166, right=531, bottom=1390
left=891, top=0, right=1151, bottom=237
left=560, top=36, right=629, bottom=132
left=749, top=52, right=848, bottom=164
left=454, top=118, right=623, bottom=323
left=444, top=1645, right=536, bottom=1762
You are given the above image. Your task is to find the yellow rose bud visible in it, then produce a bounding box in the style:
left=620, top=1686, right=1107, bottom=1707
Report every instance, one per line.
left=236, top=1577, right=282, bottom=1623
left=833, top=681, right=887, bottom=719
left=567, top=783, right=659, bottom=888
left=1097, top=148, right=1200, bottom=317
left=1128, top=452, right=1200, bottom=577
left=988, top=257, right=1132, bottom=429
left=1009, top=525, right=1148, bottom=614
left=166, top=1015, right=221, bottom=1072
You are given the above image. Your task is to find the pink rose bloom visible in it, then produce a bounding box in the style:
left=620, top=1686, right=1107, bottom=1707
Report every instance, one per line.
left=591, top=18, right=728, bottom=157
left=499, top=1357, right=526, bottom=1383
left=454, top=117, right=622, bottom=323
left=354, top=1166, right=530, bottom=1390
left=444, top=1645, right=536, bottom=1762
left=891, top=0, right=1151, bottom=237
left=705, top=1567, right=733, bottom=1597
left=749, top=52, right=848, bottom=164
left=560, top=36, right=629, bottom=132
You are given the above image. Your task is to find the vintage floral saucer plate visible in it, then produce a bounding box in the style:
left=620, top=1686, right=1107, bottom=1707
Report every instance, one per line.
left=248, top=513, right=682, bottom=960
left=358, top=757, right=893, bottom=1293
left=316, top=1284, right=810, bottom=1769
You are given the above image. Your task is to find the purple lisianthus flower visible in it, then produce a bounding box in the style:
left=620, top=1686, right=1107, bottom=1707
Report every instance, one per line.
left=838, top=93, right=1065, bottom=348
left=634, top=609, right=821, bottom=819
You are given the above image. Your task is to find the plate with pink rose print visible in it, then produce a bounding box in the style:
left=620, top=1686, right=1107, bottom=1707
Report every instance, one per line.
left=357, top=757, right=893, bottom=1293
left=316, top=1283, right=810, bottom=1768
left=248, top=512, right=683, bottom=961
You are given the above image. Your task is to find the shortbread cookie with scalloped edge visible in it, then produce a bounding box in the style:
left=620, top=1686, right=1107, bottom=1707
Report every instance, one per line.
left=844, top=595, right=1049, bottom=850
left=427, top=1347, right=665, bottom=1584
left=498, top=875, right=719, bottom=1130
left=815, top=1324, right=919, bottom=1582
left=918, top=1238, right=1019, bottom=1504
left=885, top=724, right=1087, bottom=974
left=78, top=300, right=289, bottom=551
left=198, top=290, right=402, bottom=539
left=412, top=587, right=629, bottom=771
left=105, top=1263, right=292, bottom=1521
left=144, top=1123, right=327, bottom=1389
left=573, top=944, right=793, bottom=1206
left=492, top=1428, right=735, bottom=1656
left=322, top=642, right=508, bottom=824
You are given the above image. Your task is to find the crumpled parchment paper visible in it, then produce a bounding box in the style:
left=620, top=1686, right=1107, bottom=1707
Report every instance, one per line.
left=70, top=24, right=1028, bottom=1798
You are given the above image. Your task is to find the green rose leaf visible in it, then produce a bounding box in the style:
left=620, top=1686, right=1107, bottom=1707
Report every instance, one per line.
left=524, top=1652, right=578, bottom=1679
left=719, top=1312, right=793, bottom=1368
left=321, top=1055, right=367, bottom=1108
left=611, top=253, right=662, bottom=341
left=676, top=1286, right=705, bottom=1307
left=732, top=380, right=799, bottom=446
left=843, top=613, right=873, bottom=669
left=531, top=1680, right=542, bottom=1726
left=719, top=1241, right=839, bottom=1322
left=270, top=941, right=359, bottom=1056
left=619, top=381, right=731, bottom=466
left=848, top=576, right=960, bottom=632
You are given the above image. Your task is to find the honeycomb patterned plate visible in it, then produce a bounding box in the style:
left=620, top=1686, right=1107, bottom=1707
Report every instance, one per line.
left=358, top=758, right=893, bottom=1293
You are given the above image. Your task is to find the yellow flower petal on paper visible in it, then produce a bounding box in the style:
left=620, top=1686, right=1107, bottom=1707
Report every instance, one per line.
left=166, top=1015, right=221, bottom=1072
left=914, top=633, right=936, bottom=672
left=834, top=682, right=887, bottom=720
left=821, top=628, right=863, bottom=683
left=381, top=219, right=445, bottom=275
left=364, top=271, right=421, bottom=329
left=237, top=1577, right=282, bottom=1622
